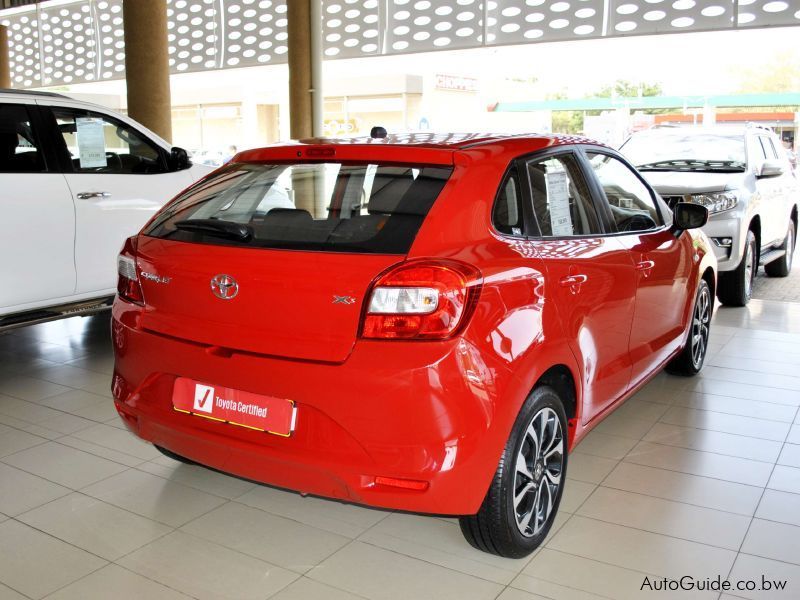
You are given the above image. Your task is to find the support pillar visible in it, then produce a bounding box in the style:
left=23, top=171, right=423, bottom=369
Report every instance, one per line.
left=0, top=25, right=11, bottom=89
left=287, top=0, right=323, bottom=139
left=122, top=0, right=172, bottom=142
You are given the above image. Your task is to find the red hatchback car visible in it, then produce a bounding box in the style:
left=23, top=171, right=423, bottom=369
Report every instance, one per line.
left=111, top=133, right=715, bottom=557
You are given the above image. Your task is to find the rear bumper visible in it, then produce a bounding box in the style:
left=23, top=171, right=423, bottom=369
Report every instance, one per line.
left=111, top=303, right=515, bottom=515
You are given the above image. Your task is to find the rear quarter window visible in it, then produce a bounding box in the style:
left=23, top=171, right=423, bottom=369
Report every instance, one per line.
left=146, top=162, right=453, bottom=254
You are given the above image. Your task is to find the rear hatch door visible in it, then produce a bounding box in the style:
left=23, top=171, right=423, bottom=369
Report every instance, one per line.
left=136, top=237, right=399, bottom=363
left=135, top=157, right=454, bottom=362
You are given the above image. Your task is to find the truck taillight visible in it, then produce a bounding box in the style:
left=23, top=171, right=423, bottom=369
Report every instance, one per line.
left=117, top=237, right=144, bottom=305
left=361, top=260, right=481, bottom=340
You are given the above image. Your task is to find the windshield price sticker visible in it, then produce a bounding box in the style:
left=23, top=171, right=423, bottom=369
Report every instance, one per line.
left=76, top=117, right=107, bottom=169
left=546, top=171, right=573, bottom=236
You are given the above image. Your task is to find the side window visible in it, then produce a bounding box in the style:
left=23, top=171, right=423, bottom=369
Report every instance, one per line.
left=586, top=152, right=662, bottom=233
left=751, top=136, right=767, bottom=163
left=759, top=136, right=778, bottom=160
left=492, top=170, right=525, bottom=236
left=526, top=153, right=602, bottom=237
left=53, top=108, right=166, bottom=174
left=0, top=103, right=46, bottom=173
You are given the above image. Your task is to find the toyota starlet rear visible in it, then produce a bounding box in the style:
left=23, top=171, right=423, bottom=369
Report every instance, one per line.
left=112, top=135, right=588, bottom=557
left=116, top=141, right=514, bottom=505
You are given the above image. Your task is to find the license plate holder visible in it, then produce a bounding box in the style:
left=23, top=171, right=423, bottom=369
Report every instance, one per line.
left=172, top=377, right=296, bottom=437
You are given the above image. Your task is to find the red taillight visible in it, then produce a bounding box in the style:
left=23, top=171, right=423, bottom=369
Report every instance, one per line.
left=361, top=260, right=481, bottom=340
left=117, top=236, right=144, bottom=305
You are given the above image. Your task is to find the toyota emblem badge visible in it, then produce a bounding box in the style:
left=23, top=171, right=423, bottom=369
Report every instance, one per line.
left=210, top=274, right=239, bottom=300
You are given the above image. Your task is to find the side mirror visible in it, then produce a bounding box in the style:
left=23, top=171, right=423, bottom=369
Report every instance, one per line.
left=169, top=146, right=192, bottom=171
left=672, top=202, right=708, bottom=233
left=758, top=159, right=784, bottom=178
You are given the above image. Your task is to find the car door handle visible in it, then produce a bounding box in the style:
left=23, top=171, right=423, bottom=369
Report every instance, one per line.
left=559, top=274, right=588, bottom=287
left=76, top=192, right=111, bottom=200
left=636, top=260, right=655, bottom=271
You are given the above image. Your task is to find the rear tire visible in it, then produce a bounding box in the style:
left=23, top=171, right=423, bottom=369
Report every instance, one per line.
left=718, top=230, right=757, bottom=307
left=764, top=221, right=795, bottom=278
left=667, top=279, right=712, bottom=376
left=154, top=445, right=196, bottom=464
left=459, top=386, right=567, bottom=558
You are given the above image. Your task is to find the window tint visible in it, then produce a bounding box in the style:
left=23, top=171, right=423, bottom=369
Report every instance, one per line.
left=0, top=104, right=45, bottom=173
left=492, top=171, right=524, bottom=236
left=146, top=162, right=453, bottom=254
left=586, top=152, right=662, bottom=233
left=526, top=153, right=601, bottom=237
left=54, top=108, right=166, bottom=174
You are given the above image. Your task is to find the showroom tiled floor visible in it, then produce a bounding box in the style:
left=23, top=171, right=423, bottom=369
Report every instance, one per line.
left=0, top=298, right=799, bottom=600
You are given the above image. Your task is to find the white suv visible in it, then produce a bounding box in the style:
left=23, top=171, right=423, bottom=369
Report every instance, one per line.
left=621, top=125, right=798, bottom=306
left=0, top=89, right=212, bottom=329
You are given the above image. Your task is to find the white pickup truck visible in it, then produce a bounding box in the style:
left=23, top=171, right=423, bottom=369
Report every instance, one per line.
left=0, top=89, right=213, bottom=330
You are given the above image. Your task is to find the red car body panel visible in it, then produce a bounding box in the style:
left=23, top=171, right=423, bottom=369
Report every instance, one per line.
left=111, top=134, right=716, bottom=515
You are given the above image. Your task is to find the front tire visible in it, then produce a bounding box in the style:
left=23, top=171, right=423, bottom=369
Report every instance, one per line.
left=666, top=279, right=712, bottom=376
left=764, top=221, right=795, bottom=278
left=718, top=230, right=757, bottom=307
left=459, top=386, right=567, bottom=558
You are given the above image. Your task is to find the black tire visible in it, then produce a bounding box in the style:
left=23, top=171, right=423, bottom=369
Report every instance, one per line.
left=459, top=385, right=567, bottom=558
left=764, top=221, right=795, bottom=278
left=154, top=445, right=196, bottom=464
left=718, top=230, right=757, bottom=307
left=666, top=279, right=712, bottom=376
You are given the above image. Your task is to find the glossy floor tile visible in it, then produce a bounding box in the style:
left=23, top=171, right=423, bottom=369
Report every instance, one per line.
left=0, top=299, right=799, bottom=599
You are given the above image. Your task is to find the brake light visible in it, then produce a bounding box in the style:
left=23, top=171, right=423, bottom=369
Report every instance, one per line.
left=361, top=260, right=481, bottom=340
left=117, top=237, right=144, bottom=305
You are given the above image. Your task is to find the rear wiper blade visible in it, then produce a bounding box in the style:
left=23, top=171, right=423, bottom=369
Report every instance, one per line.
left=174, top=219, right=252, bottom=241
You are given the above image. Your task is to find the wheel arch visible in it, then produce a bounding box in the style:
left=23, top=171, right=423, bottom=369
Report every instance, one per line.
left=749, top=215, right=762, bottom=254
left=532, top=364, right=579, bottom=448
left=701, top=266, right=716, bottom=305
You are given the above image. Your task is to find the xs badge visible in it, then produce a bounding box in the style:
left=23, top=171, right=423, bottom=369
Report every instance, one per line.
left=333, top=295, right=356, bottom=305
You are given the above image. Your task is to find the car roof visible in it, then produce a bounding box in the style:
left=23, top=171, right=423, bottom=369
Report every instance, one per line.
left=289, top=132, right=601, bottom=149
left=0, top=88, right=69, bottom=99
left=236, top=132, right=606, bottom=165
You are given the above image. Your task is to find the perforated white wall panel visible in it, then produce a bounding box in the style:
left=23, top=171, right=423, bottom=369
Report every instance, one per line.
left=1, top=0, right=799, bottom=88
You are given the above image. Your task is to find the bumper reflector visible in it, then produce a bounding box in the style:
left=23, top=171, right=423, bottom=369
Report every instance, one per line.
left=374, top=476, right=430, bottom=491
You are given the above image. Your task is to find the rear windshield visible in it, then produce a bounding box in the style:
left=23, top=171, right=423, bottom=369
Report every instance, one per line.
left=145, top=162, right=453, bottom=254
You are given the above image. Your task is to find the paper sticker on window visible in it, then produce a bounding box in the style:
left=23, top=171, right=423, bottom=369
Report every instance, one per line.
left=546, top=171, right=572, bottom=236
left=76, top=118, right=107, bottom=169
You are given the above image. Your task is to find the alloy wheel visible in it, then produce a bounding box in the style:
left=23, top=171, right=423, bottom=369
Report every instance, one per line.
left=513, top=407, right=565, bottom=537
left=787, top=228, right=794, bottom=272
left=691, top=284, right=711, bottom=369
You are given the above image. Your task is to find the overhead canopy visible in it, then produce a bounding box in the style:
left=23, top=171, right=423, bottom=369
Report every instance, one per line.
left=0, top=0, right=798, bottom=88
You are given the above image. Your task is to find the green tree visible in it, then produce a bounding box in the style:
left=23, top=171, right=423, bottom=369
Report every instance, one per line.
left=549, top=80, right=665, bottom=134
left=547, top=90, right=583, bottom=134
left=595, top=80, right=663, bottom=99
left=735, top=50, right=800, bottom=94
